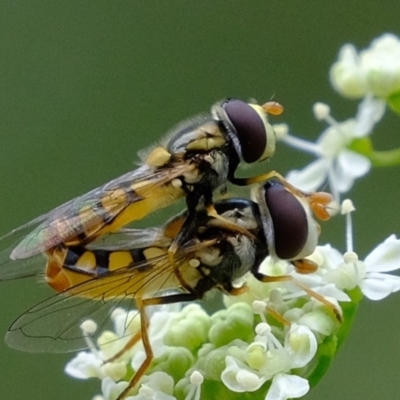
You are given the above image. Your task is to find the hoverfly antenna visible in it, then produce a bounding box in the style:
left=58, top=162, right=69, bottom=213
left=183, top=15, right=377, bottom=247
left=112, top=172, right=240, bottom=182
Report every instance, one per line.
left=262, top=101, right=284, bottom=116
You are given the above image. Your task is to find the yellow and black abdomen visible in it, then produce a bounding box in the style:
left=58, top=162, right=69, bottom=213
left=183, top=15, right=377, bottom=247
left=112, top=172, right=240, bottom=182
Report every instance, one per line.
left=45, top=246, right=149, bottom=293
left=44, top=244, right=189, bottom=302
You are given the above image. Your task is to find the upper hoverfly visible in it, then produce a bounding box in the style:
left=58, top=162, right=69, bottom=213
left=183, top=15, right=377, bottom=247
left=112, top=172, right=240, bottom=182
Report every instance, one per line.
left=0, top=98, right=283, bottom=269
left=4, top=180, right=336, bottom=400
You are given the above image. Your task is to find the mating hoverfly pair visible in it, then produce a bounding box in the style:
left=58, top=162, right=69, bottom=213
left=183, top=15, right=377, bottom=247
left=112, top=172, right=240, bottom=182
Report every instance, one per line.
left=0, top=98, right=334, bottom=399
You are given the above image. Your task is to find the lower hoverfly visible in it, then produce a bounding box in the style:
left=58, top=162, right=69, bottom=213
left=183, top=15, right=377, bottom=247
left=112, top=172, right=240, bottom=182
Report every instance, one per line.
left=0, top=98, right=283, bottom=267
left=4, top=180, right=336, bottom=400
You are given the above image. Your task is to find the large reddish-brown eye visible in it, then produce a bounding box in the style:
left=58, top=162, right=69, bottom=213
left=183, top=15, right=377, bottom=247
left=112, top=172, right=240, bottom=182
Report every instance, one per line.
left=263, top=181, right=308, bottom=259
left=223, top=99, right=267, bottom=163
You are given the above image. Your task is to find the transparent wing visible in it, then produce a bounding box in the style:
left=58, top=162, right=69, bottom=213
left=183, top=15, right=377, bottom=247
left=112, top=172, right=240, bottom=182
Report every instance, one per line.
left=5, top=249, right=196, bottom=353
left=0, top=161, right=192, bottom=268
left=0, top=248, right=47, bottom=281
left=0, top=226, right=169, bottom=282
left=85, top=228, right=171, bottom=251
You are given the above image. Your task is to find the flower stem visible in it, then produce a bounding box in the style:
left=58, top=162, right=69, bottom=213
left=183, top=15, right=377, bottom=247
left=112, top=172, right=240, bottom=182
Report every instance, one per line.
left=369, top=148, right=400, bottom=167
left=349, top=138, right=400, bottom=167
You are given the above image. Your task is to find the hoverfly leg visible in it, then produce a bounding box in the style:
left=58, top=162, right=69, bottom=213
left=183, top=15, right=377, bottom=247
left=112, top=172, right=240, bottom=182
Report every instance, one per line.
left=252, top=272, right=343, bottom=322
left=227, top=284, right=249, bottom=296
left=226, top=283, right=291, bottom=326
left=102, top=330, right=142, bottom=365
left=167, top=211, right=198, bottom=267
left=265, top=305, right=292, bottom=327
left=205, top=204, right=257, bottom=240
left=232, top=171, right=334, bottom=221
left=232, top=170, right=299, bottom=193
left=115, top=293, right=201, bottom=400
left=294, top=277, right=343, bottom=322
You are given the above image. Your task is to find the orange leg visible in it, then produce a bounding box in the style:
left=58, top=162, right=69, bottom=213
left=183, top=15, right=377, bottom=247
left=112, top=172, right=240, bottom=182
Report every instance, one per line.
left=115, top=293, right=200, bottom=400
left=227, top=283, right=291, bottom=326
left=205, top=204, right=257, bottom=240
left=253, top=272, right=342, bottom=322
left=232, top=170, right=333, bottom=221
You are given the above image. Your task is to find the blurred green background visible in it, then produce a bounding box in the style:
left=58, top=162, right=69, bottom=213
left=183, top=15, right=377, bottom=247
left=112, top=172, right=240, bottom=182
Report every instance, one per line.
left=0, top=1, right=399, bottom=399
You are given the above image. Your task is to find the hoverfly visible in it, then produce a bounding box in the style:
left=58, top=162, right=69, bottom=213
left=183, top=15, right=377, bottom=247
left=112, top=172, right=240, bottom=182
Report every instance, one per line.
left=0, top=98, right=283, bottom=267
left=4, top=180, right=336, bottom=400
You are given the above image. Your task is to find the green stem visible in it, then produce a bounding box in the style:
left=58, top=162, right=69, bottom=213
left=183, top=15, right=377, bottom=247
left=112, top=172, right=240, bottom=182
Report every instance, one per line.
left=349, top=138, right=400, bottom=167
left=369, top=147, right=400, bottom=167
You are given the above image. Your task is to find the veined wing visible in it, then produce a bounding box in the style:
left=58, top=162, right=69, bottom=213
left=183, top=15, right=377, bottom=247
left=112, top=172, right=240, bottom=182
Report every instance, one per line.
left=0, top=227, right=169, bottom=282
left=85, top=227, right=170, bottom=251
left=0, top=161, right=192, bottom=263
left=0, top=201, right=187, bottom=283
left=5, top=247, right=202, bottom=353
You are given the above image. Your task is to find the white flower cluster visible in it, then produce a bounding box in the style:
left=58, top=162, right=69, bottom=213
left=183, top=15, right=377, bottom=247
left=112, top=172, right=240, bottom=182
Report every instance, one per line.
left=220, top=202, right=400, bottom=399
left=65, top=33, right=400, bottom=400
left=65, top=204, right=400, bottom=400
left=330, top=33, right=400, bottom=99
left=277, top=96, right=385, bottom=200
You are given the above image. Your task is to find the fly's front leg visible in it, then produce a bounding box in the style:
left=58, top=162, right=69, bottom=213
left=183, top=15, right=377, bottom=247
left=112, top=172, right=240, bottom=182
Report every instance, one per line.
left=201, top=185, right=257, bottom=241
left=167, top=177, right=206, bottom=260
left=232, top=171, right=334, bottom=221
left=231, top=170, right=297, bottom=190
left=167, top=210, right=197, bottom=270
left=205, top=204, right=257, bottom=240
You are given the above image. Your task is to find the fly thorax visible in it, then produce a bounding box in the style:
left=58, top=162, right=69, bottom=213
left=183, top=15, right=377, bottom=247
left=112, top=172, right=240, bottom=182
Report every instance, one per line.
left=168, top=118, right=225, bottom=154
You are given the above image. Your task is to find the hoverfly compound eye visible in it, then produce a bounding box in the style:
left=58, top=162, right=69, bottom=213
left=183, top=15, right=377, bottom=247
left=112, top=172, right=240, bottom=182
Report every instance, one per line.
left=259, top=180, right=320, bottom=261
left=218, top=99, right=276, bottom=164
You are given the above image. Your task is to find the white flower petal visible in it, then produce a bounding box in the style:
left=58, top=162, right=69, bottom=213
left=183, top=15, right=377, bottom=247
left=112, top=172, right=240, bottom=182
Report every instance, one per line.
left=126, top=373, right=176, bottom=400
left=101, top=377, right=129, bottom=400
left=221, top=356, right=265, bottom=392
left=354, top=96, right=386, bottom=137
left=265, top=373, right=310, bottom=400
left=360, top=274, right=400, bottom=300
left=297, top=306, right=338, bottom=336
left=315, top=284, right=351, bottom=302
left=285, top=324, right=317, bottom=368
left=361, top=34, right=400, bottom=97
left=286, top=158, right=329, bottom=192
left=334, top=150, right=371, bottom=192
left=364, top=235, right=400, bottom=272
left=65, top=352, right=103, bottom=379
left=101, top=362, right=127, bottom=382
left=142, top=372, right=175, bottom=395
left=313, top=245, right=344, bottom=270
left=236, top=369, right=264, bottom=392
left=330, top=44, right=366, bottom=98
